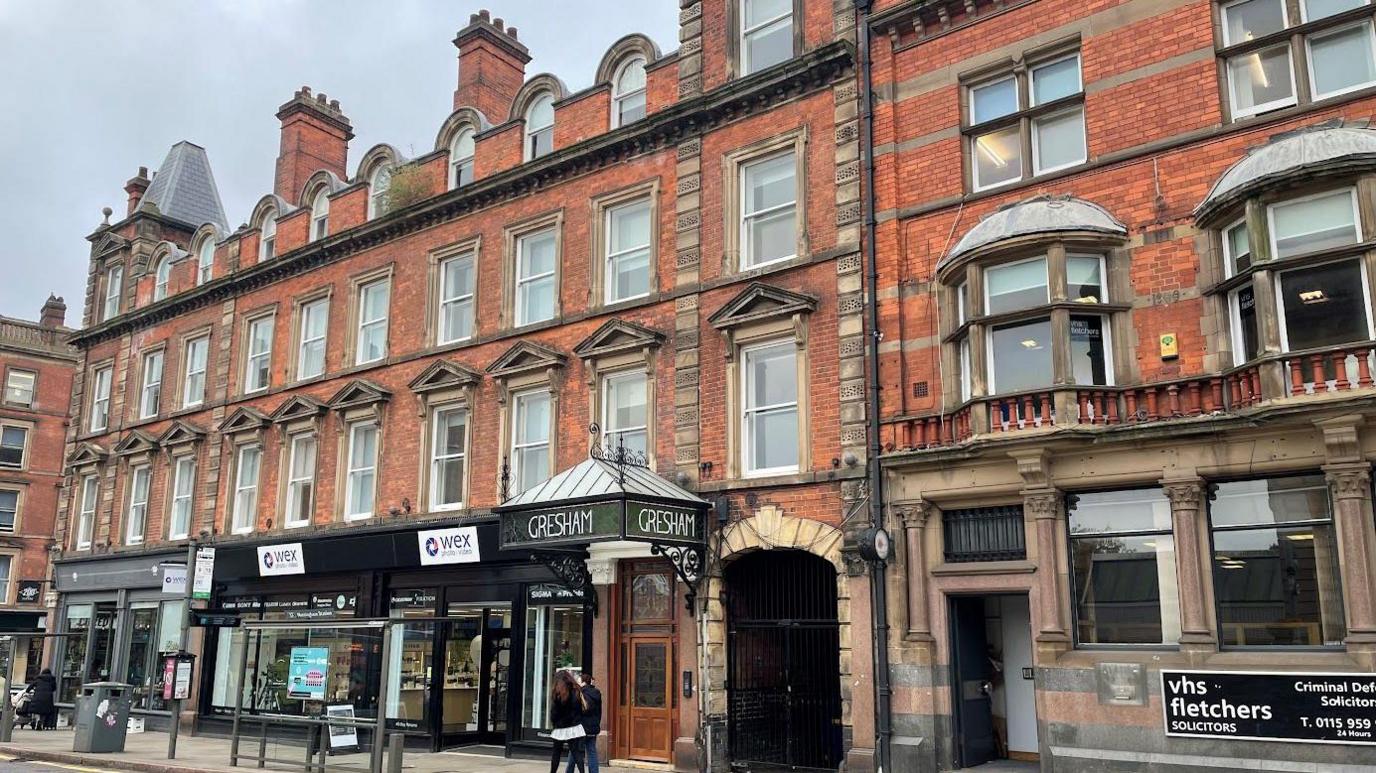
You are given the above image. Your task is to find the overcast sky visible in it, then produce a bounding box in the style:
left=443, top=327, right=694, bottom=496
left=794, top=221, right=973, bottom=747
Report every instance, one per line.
left=0, top=1, right=679, bottom=326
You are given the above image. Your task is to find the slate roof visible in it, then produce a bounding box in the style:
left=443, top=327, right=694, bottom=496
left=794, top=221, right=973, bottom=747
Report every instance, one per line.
left=139, top=141, right=228, bottom=230
left=1197, top=126, right=1376, bottom=218
left=941, top=194, right=1126, bottom=270
left=500, top=456, right=708, bottom=509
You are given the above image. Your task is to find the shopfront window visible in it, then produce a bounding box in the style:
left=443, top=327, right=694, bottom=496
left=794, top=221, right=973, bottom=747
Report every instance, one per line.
left=87, top=603, right=117, bottom=684
left=1068, top=488, right=1180, bottom=645
left=1209, top=474, right=1346, bottom=646
left=125, top=601, right=185, bottom=711
left=59, top=605, right=91, bottom=703
left=521, top=586, right=585, bottom=737
left=386, top=589, right=437, bottom=731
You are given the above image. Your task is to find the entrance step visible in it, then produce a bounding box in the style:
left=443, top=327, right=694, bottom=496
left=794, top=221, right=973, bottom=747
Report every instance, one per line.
left=608, top=760, right=674, bottom=770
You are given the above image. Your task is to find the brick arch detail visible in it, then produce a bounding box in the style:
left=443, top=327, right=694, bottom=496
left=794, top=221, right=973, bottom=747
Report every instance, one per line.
left=700, top=504, right=854, bottom=738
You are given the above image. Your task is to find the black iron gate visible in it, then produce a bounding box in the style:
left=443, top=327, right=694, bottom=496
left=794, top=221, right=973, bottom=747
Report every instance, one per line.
left=725, top=551, right=842, bottom=771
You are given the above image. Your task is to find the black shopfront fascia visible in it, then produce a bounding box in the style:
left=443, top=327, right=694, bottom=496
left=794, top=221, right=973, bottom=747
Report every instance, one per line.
left=197, top=517, right=593, bottom=755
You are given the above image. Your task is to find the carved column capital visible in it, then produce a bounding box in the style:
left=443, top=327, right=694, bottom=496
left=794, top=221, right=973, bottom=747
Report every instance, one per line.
left=1325, top=464, right=1373, bottom=501
left=1162, top=479, right=1205, bottom=511
left=893, top=500, right=934, bottom=529
left=1023, top=490, right=1062, bottom=521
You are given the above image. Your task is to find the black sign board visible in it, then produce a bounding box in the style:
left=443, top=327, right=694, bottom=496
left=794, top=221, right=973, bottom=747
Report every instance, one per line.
left=500, top=498, right=706, bottom=549
left=191, top=611, right=241, bottom=628
left=15, top=580, right=42, bottom=605
left=1162, top=670, right=1376, bottom=745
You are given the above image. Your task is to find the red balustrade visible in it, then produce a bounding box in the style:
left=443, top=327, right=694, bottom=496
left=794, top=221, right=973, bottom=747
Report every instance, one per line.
left=1288, top=347, right=1376, bottom=396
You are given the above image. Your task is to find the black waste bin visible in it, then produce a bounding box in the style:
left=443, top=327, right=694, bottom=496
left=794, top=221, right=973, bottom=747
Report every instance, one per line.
left=72, top=682, right=133, bottom=753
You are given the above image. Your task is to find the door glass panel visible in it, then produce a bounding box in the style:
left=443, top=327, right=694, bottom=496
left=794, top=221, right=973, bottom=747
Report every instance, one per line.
left=632, top=642, right=668, bottom=708
left=483, top=609, right=512, bottom=736
left=88, top=603, right=118, bottom=682
left=444, top=608, right=482, bottom=734
left=387, top=590, right=436, bottom=731
left=60, top=605, right=92, bottom=703
left=522, top=596, right=584, bottom=735
left=631, top=573, right=672, bottom=621
left=125, top=606, right=158, bottom=709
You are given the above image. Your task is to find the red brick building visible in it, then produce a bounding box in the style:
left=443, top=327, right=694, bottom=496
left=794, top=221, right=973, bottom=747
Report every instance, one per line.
left=0, top=296, right=76, bottom=678
left=863, top=0, right=1376, bottom=769
left=52, top=3, right=877, bottom=771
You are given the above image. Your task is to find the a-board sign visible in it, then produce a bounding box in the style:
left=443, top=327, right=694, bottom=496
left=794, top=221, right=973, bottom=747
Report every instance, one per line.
left=326, top=704, right=360, bottom=751
left=1162, top=669, right=1376, bottom=745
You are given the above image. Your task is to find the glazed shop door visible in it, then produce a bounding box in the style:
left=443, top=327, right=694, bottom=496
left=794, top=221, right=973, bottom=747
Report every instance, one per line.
left=441, top=605, right=512, bottom=747
left=615, top=564, right=678, bottom=763
left=626, top=637, right=673, bottom=759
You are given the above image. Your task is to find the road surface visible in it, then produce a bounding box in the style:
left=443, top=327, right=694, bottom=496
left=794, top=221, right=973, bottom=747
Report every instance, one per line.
left=0, top=753, right=120, bottom=773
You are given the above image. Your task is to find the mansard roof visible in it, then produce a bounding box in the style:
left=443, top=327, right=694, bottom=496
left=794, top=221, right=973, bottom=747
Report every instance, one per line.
left=139, top=141, right=228, bottom=230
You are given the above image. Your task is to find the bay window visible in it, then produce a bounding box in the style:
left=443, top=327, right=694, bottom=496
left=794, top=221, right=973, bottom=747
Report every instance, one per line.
left=1069, top=488, right=1181, bottom=645
left=1208, top=475, right=1346, bottom=646
left=345, top=422, right=378, bottom=520
left=985, top=257, right=1049, bottom=313
left=742, top=340, right=799, bottom=476
left=1267, top=188, right=1360, bottom=258
left=1276, top=259, right=1373, bottom=351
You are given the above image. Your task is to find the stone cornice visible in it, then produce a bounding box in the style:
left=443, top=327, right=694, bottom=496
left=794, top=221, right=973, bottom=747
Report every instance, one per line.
left=71, top=41, right=855, bottom=349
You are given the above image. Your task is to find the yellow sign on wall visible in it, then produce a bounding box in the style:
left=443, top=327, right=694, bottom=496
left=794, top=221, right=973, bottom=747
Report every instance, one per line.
left=1160, top=333, right=1178, bottom=360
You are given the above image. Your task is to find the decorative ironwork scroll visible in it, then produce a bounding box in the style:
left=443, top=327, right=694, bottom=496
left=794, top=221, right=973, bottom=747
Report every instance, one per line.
left=531, top=550, right=598, bottom=616
left=651, top=542, right=705, bottom=615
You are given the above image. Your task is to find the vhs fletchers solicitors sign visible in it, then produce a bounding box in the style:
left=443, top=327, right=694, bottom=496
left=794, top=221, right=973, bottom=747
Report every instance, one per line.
left=501, top=500, right=704, bottom=549
left=1162, top=670, right=1376, bottom=745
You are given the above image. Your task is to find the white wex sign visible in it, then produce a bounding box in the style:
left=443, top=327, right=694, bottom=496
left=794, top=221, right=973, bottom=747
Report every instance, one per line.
left=161, top=565, right=187, bottom=595
left=417, top=526, right=481, bottom=566
left=257, top=542, right=306, bottom=576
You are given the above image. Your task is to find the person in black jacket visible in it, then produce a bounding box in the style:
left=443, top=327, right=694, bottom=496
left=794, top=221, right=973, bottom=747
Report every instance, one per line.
left=28, top=669, right=58, bottom=730
left=548, top=670, right=586, bottom=773
left=566, top=672, right=602, bottom=773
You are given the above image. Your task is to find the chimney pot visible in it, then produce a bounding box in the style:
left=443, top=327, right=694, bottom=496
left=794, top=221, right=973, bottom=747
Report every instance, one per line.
left=452, top=10, right=530, bottom=115
left=479, top=9, right=490, bottom=21
left=493, top=17, right=503, bottom=27
left=329, top=99, right=340, bottom=110
left=508, top=26, right=518, bottom=38
left=274, top=87, right=353, bottom=202
left=39, top=294, right=66, bottom=328
left=469, top=12, right=480, bottom=23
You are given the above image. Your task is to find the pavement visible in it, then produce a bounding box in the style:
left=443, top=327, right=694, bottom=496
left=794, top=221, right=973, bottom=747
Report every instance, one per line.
left=0, top=726, right=640, bottom=773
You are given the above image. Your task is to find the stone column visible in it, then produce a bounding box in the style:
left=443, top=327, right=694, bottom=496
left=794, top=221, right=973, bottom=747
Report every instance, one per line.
left=1325, top=464, right=1376, bottom=651
left=1162, top=478, right=1216, bottom=651
left=1025, top=490, right=1069, bottom=644
left=895, top=501, right=934, bottom=641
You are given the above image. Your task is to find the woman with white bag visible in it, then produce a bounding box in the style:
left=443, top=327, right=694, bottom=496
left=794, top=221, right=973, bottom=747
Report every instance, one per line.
left=548, top=670, right=587, bottom=773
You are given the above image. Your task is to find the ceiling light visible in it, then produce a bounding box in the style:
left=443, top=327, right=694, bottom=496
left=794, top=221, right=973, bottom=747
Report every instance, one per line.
left=1250, top=50, right=1270, bottom=89
left=1285, top=533, right=1315, bottom=541
left=975, top=135, right=1008, bottom=168
left=1298, top=289, right=1326, bottom=304
left=1021, top=339, right=1039, bottom=348
left=1220, top=562, right=1246, bottom=569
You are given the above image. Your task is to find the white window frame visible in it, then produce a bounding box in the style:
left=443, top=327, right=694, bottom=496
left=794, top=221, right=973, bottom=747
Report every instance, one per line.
left=741, top=339, right=800, bottom=477
left=510, top=389, right=552, bottom=492
left=971, top=123, right=1023, bottom=192
left=612, top=56, right=648, bottom=128
left=1304, top=20, right=1376, bottom=101
left=76, top=474, right=97, bottom=550
left=1066, top=253, right=1109, bottom=304
left=601, top=370, right=649, bottom=454
left=297, top=298, right=329, bottom=380
left=429, top=406, right=468, bottom=511
left=168, top=456, right=195, bottom=540
left=515, top=229, right=558, bottom=327
left=197, top=238, right=214, bottom=285
left=1222, top=0, right=1291, bottom=47
left=183, top=335, right=209, bottom=408
left=1030, top=105, right=1088, bottom=176
left=1068, top=313, right=1116, bottom=387
left=741, top=0, right=794, bottom=75
left=1265, top=187, right=1361, bottom=260
left=231, top=445, right=261, bottom=535
left=89, top=366, right=112, bottom=433
left=285, top=434, right=316, bottom=528
left=0, top=489, right=16, bottom=533
left=1226, top=41, right=1299, bottom=119
left=1229, top=283, right=1259, bottom=366
left=355, top=279, right=391, bottom=365
left=1029, top=52, right=1083, bottom=107
left=4, top=369, right=36, bottom=408
left=1300, top=0, right=1373, bottom=23
left=437, top=253, right=476, bottom=345
left=140, top=350, right=163, bottom=419
left=103, top=265, right=123, bottom=321
left=311, top=189, right=330, bottom=241
left=969, top=74, right=1022, bottom=193
left=1222, top=217, right=1251, bottom=278
left=243, top=316, right=274, bottom=394
left=154, top=257, right=171, bottom=301
left=344, top=422, right=378, bottom=521
left=0, top=426, right=26, bottom=469
left=524, top=93, right=555, bottom=161
left=970, top=74, right=1020, bottom=124
left=985, top=315, right=1055, bottom=395
left=368, top=165, right=392, bottom=220
left=449, top=128, right=475, bottom=189
left=259, top=211, right=277, bottom=262
left=1274, top=257, right=1376, bottom=352
left=604, top=198, right=653, bottom=304
left=983, top=255, right=1050, bottom=313
left=125, top=464, right=150, bottom=545
left=739, top=150, right=798, bottom=269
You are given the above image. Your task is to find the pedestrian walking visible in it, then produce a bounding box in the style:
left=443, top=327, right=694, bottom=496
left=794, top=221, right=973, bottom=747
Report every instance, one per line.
left=28, top=669, right=57, bottom=730
left=549, top=670, right=587, bottom=773
left=566, top=672, right=602, bottom=773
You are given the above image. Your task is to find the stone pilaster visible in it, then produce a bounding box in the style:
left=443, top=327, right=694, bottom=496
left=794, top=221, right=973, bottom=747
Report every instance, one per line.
left=895, top=500, right=935, bottom=641
left=1325, top=464, right=1376, bottom=653
left=677, top=1, right=703, bottom=98
left=673, top=134, right=703, bottom=485
left=1162, top=477, right=1216, bottom=652
left=1024, top=489, right=1069, bottom=645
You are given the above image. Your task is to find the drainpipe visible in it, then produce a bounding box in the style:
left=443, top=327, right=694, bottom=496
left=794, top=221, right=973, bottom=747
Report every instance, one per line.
left=854, top=1, right=893, bottom=770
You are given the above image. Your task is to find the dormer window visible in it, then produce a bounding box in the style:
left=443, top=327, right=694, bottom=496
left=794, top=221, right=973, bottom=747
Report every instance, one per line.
left=524, top=93, right=554, bottom=161
left=449, top=128, right=475, bottom=189
left=153, top=257, right=171, bottom=301
left=741, top=0, right=794, bottom=75
left=368, top=165, right=392, bottom=219
left=612, top=56, right=647, bottom=128
left=196, top=238, right=214, bottom=285
left=259, top=207, right=277, bottom=261
left=311, top=188, right=330, bottom=241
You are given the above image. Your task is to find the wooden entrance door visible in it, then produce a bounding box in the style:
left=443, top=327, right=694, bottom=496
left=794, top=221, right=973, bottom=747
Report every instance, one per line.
left=613, top=562, right=677, bottom=762
left=626, top=637, right=673, bottom=759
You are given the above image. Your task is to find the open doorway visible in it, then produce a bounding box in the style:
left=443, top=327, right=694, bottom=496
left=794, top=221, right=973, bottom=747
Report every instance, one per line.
left=949, top=594, right=1037, bottom=769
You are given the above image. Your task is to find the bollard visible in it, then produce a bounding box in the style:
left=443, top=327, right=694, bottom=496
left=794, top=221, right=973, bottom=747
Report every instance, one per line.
left=387, top=732, right=404, bottom=773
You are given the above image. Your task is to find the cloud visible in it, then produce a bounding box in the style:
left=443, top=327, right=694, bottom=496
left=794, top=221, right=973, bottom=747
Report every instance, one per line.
left=0, top=1, right=678, bottom=326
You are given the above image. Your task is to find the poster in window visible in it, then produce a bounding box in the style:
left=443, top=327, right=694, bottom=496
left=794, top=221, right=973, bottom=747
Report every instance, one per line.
left=287, top=646, right=329, bottom=700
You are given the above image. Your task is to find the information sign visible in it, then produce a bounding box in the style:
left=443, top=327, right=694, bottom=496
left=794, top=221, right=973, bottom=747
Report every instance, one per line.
left=1162, top=669, right=1376, bottom=745
left=287, top=646, right=329, bottom=701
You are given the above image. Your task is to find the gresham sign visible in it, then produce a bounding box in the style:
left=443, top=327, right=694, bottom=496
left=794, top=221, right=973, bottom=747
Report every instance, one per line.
left=500, top=498, right=705, bottom=550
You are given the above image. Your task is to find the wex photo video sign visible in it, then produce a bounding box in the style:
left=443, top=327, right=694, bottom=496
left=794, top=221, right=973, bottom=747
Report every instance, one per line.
left=1162, top=670, right=1376, bottom=745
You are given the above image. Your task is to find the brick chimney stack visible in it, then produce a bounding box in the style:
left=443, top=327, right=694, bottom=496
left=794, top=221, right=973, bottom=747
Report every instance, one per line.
left=39, top=295, right=66, bottom=328
left=124, top=166, right=150, bottom=216
left=452, top=9, right=530, bottom=119
left=273, top=86, right=354, bottom=204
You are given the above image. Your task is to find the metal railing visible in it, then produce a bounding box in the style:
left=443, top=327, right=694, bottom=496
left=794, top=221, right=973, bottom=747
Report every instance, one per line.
left=230, top=713, right=393, bottom=772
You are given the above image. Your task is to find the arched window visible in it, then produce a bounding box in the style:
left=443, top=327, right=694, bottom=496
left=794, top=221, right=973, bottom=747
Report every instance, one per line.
left=449, top=128, right=475, bottom=189
left=368, top=166, right=392, bottom=219
left=524, top=93, right=554, bottom=161
left=259, top=207, right=278, bottom=262
left=153, top=257, right=171, bottom=301
left=612, top=56, right=647, bottom=128
left=311, top=188, right=330, bottom=241
left=196, top=238, right=214, bottom=285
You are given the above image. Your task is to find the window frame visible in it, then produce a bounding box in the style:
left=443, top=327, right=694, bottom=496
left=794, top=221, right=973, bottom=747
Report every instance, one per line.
left=513, top=224, right=560, bottom=328
left=230, top=444, right=261, bottom=535
left=603, top=197, right=654, bottom=305
left=310, top=188, right=330, bottom=241
left=259, top=209, right=278, bottom=262
left=0, top=488, right=18, bottom=534
left=739, top=149, right=800, bottom=270
left=284, top=433, right=317, bottom=529
left=1222, top=217, right=1252, bottom=278
left=429, top=404, right=469, bottom=512
left=1228, top=282, right=1262, bottom=366
left=139, top=349, right=164, bottom=420
left=740, top=338, right=802, bottom=478
left=102, top=264, right=123, bottom=321
left=168, top=455, right=195, bottom=541
left=89, top=365, right=112, bottom=433
left=354, top=277, right=391, bottom=365
left=0, top=425, right=27, bottom=469
left=509, top=387, right=553, bottom=494
left=524, top=92, right=555, bottom=161
left=437, top=251, right=477, bottom=345
left=125, top=463, right=150, bottom=546
left=196, top=237, right=215, bottom=286
left=3, top=368, right=36, bottom=409
left=368, top=165, right=392, bottom=220
left=294, top=295, right=330, bottom=381
left=181, top=334, right=210, bottom=409
left=153, top=256, right=172, bottom=301
left=612, top=56, right=648, bottom=128
left=1273, top=255, right=1375, bottom=351
left=242, top=313, right=275, bottom=395
left=600, top=369, right=650, bottom=455
left=75, top=473, right=98, bottom=550
left=450, top=127, right=476, bottom=189
left=1264, top=186, right=1361, bottom=260
left=983, top=255, right=1051, bottom=314
left=1304, top=19, right=1376, bottom=100
left=344, top=421, right=379, bottom=521
left=739, top=0, right=796, bottom=76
